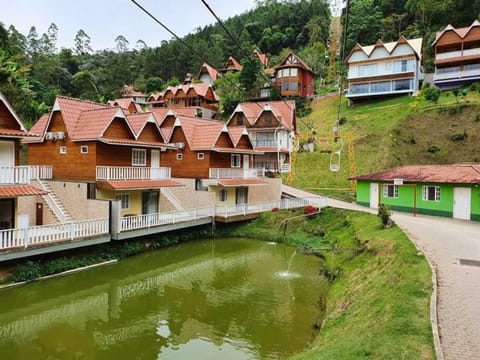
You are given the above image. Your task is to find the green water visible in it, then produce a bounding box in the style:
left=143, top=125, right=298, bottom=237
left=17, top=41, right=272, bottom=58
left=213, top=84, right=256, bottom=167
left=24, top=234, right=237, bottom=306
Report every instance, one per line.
left=0, top=238, right=328, bottom=359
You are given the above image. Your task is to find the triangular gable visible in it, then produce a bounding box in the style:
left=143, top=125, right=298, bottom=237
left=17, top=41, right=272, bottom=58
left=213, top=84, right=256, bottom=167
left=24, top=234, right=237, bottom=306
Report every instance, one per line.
left=73, top=107, right=130, bottom=140
left=464, top=20, right=480, bottom=41
left=101, top=109, right=136, bottom=140
left=277, top=52, right=313, bottom=73
left=223, top=56, right=243, bottom=71
left=215, top=128, right=235, bottom=148
left=196, top=62, right=220, bottom=81
left=137, top=121, right=165, bottom=143
left=128, top=113, right=162, bottom=141
left=0, top=92, right=26, bottom=131
left=432, top=24, right=464, bottom=46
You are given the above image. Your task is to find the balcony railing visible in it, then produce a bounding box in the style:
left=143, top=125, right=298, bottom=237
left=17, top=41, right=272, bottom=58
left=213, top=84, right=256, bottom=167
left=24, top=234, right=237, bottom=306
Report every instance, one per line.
left=434, top=65, right=480, bottom=81
left=252, top=139, right=277, bottom=147
left=96, top=166, right=171, bottom=181
left=0, top=218, right=109, bottom=251
left=436, top=48, right=480, bottom=60
left=209, top=168, right=261, bottom=179
left=0, top=166, right=52, bottom=184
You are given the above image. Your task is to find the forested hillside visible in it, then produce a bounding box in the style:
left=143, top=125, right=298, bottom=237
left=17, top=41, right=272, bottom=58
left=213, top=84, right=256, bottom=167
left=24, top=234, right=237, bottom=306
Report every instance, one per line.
left=0, top=0, right=479, bottom=125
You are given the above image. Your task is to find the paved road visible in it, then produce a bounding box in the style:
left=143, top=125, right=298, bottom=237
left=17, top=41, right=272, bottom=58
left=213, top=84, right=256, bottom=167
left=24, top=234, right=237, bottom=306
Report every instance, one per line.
left=282, top=185, right=480, bottom=359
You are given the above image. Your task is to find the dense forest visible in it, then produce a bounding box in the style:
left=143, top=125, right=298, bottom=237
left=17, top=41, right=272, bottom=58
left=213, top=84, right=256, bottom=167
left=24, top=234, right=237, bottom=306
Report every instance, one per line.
left=0, top=0, right=479, bottom=125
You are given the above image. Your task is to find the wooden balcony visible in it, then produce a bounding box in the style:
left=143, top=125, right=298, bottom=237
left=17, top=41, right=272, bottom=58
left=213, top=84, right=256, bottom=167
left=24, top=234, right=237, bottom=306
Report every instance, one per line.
left=96, top=166, right=171, bottom=181
left=0, top=166, right=52, bottom=184
left=209, top=168, right=263, bottom=179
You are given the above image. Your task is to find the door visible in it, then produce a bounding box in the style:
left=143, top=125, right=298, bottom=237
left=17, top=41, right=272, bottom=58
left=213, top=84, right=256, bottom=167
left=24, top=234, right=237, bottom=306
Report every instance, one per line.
left=243, top=154, right=249, bottom=177
left=236, top=187, right=248, bottom=205
left=0, top=140, right=15, bottom=166
left=369, top=183, right=379, bottom=209
left=453, top=187, right=471, bottom=220
left=142, top=191, right=159, bottom=215
left=36, top=202, right=43, bottom=226
left=0, top=199, right=14, bottom=229
left=151, top=150, right=161, bottom=179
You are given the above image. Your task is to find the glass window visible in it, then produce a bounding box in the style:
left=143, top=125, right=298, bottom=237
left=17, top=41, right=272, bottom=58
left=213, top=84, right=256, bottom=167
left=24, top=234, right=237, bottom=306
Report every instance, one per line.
left=282, top=82, right=289, bottom=91
left=371, top=81, right=391, bottom=93
left=115, top=193, right=130, bottom=209
left=422, top=186, right=440, bottom=201
left=219, top=189, right=228, bottom=202
left=231, top=154, right=241, bottom=168
left=60, top=146, right=67, bottom=154
left=132, top=148, right=146, bottom=166
left=290, top=68, right=298, bottom=77
left=197, top=153, right=205, bottom=160
left=176, top=153, right=183, bottom=160
left=383, top=184, right=398, bottom=198
left=393, top=79, right=412, bottom=91
left=289, top=82, right=298, bottom=91
left=237, top=113, right=244, bottom=126
left=80, top=145, right=88, bottom=154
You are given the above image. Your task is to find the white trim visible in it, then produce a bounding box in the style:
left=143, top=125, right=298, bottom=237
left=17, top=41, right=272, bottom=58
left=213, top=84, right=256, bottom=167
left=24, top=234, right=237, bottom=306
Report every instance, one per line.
left=80, top=145, right=89, bottom=154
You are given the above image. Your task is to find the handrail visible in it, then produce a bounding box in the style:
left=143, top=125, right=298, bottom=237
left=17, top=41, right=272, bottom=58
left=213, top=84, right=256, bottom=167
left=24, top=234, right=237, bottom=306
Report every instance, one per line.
left=35, top=179, right=70, bottom=223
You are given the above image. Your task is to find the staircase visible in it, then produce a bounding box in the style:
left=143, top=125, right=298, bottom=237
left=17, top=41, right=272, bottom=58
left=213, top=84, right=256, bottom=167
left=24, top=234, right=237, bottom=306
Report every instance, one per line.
left=160, top=188, right=184, bottom=210
left=34, top=179, right=74, bottom=223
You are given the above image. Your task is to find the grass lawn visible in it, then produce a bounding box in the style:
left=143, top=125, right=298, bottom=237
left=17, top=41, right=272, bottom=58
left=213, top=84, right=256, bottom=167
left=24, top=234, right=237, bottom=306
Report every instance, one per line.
left=290, top=88, right=480, bottom=201
left=224, top=207, right=434, bottom=359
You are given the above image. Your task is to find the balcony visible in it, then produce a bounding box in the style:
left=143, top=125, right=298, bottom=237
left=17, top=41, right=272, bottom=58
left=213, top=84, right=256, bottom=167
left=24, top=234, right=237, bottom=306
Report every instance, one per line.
left=209, top=168, right=262, bottom=179
left=436, top=50, right=462, bottom=61
left=0, top=166, right=52, bottom=184
left=252, top=139, right=277, bottom=147
left=434, top=64, right=480, bottom=81
left=96, top=166, right=171, bottom=181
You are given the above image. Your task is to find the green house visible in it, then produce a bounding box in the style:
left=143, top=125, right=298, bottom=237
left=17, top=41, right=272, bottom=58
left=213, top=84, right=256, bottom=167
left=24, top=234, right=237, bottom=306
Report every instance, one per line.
left=352, top=164, right=480, bottom=221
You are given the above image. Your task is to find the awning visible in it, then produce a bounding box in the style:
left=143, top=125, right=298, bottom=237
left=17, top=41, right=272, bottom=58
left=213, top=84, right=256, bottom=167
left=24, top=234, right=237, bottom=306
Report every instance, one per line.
left=97, top=179, right=184, bottom=191
left=217, top=178, right=267, bottom=187
left=0, top=185, right=47, bottom=198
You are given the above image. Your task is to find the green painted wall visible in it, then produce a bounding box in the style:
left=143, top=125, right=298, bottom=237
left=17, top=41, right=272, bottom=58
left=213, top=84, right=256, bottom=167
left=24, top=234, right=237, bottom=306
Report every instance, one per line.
left=356, top=180, right=480, bottom=221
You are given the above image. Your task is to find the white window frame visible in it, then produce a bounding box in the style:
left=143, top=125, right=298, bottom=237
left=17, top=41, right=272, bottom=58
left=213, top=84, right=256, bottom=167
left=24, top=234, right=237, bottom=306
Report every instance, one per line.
left=231, top=154, right=241, bottom=168
left=176, top=153, right=183, bottom=160
left=422, top=186, right=441, bottom=202
left=219, top=189, right=228, bottom=202
left=132, top=148, right=146, bottom=166
left=383, top=184, right=398, bottom=198
left=60, top=146, right=67, bottom=154
left=197, top=153, right=205, bottom=160
left=115, top=193, right=130, bottom=210
left=80, top=145, right=88, bottom=154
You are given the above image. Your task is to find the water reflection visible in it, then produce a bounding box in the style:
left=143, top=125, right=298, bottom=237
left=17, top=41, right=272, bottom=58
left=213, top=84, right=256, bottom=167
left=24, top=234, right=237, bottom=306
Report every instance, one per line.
left=0, top=238, right=328, bottom=359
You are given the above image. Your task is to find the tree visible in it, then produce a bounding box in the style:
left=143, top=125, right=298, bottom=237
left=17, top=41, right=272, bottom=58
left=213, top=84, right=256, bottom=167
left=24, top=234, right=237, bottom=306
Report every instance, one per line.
left=346, top=0, right=382, bottom=52
left=145, top=77, right=164, bottom=93
left=214, top=71, right=247, bottom=118
left=239, top=56, right=263, bottom=96
left=135, top=40, right=147, bottom=51
left=115, top=35, right=129, bottom=52
left=74, top=29, right=93, bottom=55
left=26, top=26, right=40, bottom=58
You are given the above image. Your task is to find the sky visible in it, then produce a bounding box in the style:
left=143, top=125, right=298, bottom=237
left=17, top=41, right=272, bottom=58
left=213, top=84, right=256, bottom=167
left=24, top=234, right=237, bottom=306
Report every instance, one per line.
left=1, top=0, right=257, bottom=51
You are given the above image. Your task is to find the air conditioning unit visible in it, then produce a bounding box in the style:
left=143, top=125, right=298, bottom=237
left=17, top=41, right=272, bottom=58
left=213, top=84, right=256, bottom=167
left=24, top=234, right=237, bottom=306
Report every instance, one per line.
left=176, top=142, right=185, bottom=149
left=44, top=132, right=54, bottom=140
left=55, top=132, right=65, bottom=140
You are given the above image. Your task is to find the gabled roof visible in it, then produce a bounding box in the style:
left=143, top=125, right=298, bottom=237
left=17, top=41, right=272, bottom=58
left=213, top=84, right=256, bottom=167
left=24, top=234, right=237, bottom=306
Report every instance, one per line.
left=346, top=37, right=423, bottom=62
left=156, top=83, right=219, bottom=102
left=223, top=56, right=243, bottom=71
left=149, top=108, right=199, bottom=126
left=0, top=184, right=47, bottom=198
left=433, top=20, right=480, bottom=46
left=228, top=100, right=296, bottom=130
left=276, top=52, right=313, bottom=73
left=173, top=116, right=226, bottom=150
left=122, top=84, right=145, bottom=98
left=73, top=107, right=129, bottom=140
left=107, top=98, right=143, bottom=113
left=197, top=62, right=220, bottom=82
left=253, top=50, right=269, bottom=68
left=127, top=112, right=161, bottom=139
left=97, top=179, right=183, bottom=191
left=352, top=164, right=480, bottom=184
left=228, top=126, right=251, bottom=147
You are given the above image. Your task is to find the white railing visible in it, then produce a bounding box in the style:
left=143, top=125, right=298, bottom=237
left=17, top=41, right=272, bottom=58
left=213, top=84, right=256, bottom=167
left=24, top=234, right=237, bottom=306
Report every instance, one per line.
left=436, top=50, right=462, bottom=60
left=434, top=67, right=480, bottom=81
left=0, top=218, right=109, bottom=251
left=463, top=48, right=480, bottom=57
left=209, top=168, right=260, bottom=179
left=215, top=196, right=327, bottom=218
left=35, top=179, right=71, bottom=223
left=120, top=206, right=215, bottom=232
left=96, top=166, right=171, bottom=180
left=29, top=165, right=53, bottom=180
left=0, top=166, right=30, bottom=184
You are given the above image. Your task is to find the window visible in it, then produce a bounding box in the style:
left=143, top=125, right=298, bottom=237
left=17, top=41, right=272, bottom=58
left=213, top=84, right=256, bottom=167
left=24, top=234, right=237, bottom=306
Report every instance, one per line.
left=60, top=146, right=67, bottom=154
left=80, top=145, right=88, bottom=154
left=219, top=189, right=228, bottom=202
left=422, top=186, right=440, bottom=201
left=132, top=148, right=146, bottom=166
left=393, top=79, right=412, bottom=91
left=115, top=193, right=130, bottom=209
left=176, top=153, right=183, bottom=160
left=289, top=82, right=298, bottom=91
left=383, top=184, right=398, bottom=198
left=87, top=183, right=96, bottom=200
left=290, top=68, right=298, bottom=77
left=237, top=113, right=244, bottom=126
left=231, top=154, right=241, bottom=168
left=197, top=152, right=205, bottom=160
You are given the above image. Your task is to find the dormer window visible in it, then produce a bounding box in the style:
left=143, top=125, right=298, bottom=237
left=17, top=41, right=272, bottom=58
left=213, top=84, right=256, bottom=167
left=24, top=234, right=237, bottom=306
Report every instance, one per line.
left=237, top=113, right=244, bottom=126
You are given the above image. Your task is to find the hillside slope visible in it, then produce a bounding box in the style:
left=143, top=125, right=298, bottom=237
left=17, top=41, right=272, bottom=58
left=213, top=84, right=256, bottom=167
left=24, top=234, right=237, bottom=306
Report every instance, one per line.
left=290, top=90, right=480, bottom=200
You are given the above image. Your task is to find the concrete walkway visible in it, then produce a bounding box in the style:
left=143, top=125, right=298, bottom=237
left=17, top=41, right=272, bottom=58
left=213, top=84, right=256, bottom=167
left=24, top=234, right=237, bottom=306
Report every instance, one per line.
left=281, top=185, right=480, bottom=359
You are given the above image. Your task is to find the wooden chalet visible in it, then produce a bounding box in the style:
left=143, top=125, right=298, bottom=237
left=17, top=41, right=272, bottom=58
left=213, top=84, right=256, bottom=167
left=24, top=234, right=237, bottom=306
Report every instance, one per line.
left=0, top=92, right=47, bottom=230
left=274, top=52, right=314, bottom=97
left=227, top=100, right=297, bottom=174
left=25, top=96, right=182, bottom=220
left=221, top=56, right=243, bottom=73
left=433, top=20, right=480, bottom=90
left=345, top=37, right=423, bottom=101
left=196, top=62, right=221, bottom=86
left=147, top=83, right=219, bottom=118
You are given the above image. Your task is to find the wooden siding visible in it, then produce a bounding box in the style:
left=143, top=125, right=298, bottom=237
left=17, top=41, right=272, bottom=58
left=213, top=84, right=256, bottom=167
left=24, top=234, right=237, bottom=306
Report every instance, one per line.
left=255, top=111, right=280, bottom=128
left=96, top=143, right=152, bottom=167
left=103, top=118, right=134, bottom=139
left=228, top=113, right=249, bottom=127
left=0, top=103, right=20, bottom=130
left=137, top=123, right=163, bottom=143
left=216, top=132, right=234, bottom=147
left=465, top=27, right=480, bottom=42
left=236, top=135, right=252, bottom=149
left=436, top=31, right=463, bottom=47
left=161, top=116, right=176, bottom=128
left=48, top=112, right=67, bottom=133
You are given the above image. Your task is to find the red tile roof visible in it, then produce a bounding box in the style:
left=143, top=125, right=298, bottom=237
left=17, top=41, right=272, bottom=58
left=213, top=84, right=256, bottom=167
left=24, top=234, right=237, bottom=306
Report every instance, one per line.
left=0, top=185, right=47, bottom=198
left=197, top=62, right=220, bottom=82
left=276, top=52, right=313, bottom=73
left=126, top=113, right=157, bottom=137
left=97, top=179, right=183, bottom=191
left=223, top=56, right=243, bottom=71
left=73, top=107, right=124, bottom=140
left=0, top=128, right=36, bottom=138
left=107, top=98, right=143, bottom=113
left=253, top=50, right=269, bottom=68
left=353, top=164, right=480, bottom=184
left=229, top=101, right=296, bottom=130
left=25, top=114, right=50, bottom=142
left=217, top=178, right=267, bottom=187
left=99, top=137, right=174, bottom=149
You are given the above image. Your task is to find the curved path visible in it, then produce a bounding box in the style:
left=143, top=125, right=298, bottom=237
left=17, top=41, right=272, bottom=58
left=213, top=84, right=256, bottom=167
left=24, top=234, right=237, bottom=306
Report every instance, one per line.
left=282, top=185, right=480, bottom=359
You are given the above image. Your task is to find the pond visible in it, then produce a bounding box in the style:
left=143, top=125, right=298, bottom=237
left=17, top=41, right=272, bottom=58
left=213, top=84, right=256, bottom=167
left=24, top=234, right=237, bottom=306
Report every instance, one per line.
left=0, top=238, right=329, bottom=359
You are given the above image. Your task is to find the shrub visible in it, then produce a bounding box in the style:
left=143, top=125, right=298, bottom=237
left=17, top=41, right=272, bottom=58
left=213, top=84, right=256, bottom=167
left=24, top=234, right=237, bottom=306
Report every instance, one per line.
left=304, top=205, right=319, bottom=219
left=10, top=261, right=42, bottom=282
left=422, top=86, right=441, bottom=102
left=450, top=130, right=468, bottom=142
left=427, top=145, right=440, bottom=153
left=377, top=204, right=392, bottom=228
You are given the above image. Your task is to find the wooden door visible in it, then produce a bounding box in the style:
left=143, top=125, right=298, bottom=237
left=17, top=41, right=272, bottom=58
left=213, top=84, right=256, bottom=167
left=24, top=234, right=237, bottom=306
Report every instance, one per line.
left=36, top=202, right=43, bottom=226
